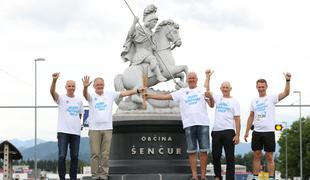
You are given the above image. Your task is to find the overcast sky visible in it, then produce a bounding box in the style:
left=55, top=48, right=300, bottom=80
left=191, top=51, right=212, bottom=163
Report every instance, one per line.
left=1, top=0, right=309, bottom=141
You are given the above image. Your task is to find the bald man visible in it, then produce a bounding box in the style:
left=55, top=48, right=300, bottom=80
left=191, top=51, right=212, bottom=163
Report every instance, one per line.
left=146, top=71, right=214, bottom=180
left=50, top=72, right=84, bottom=180
left=205, top=70, right=241, bottom=180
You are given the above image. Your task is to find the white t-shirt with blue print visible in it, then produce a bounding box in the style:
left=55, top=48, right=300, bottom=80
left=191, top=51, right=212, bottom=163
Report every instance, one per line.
left=212, top=94, right=240, bottom=131
left=57, top=95, right=83, bottom=135
left=171, top=87, right=210, bottom=129
left=87, top=92, right=120, bottom=130
left=250, top=94, right=278, bottom=132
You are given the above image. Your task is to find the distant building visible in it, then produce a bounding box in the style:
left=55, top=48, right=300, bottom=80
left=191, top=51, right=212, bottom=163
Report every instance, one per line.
left=0, top=140, right=23, bottom=180
left=12, top=165, right=32, bottom=174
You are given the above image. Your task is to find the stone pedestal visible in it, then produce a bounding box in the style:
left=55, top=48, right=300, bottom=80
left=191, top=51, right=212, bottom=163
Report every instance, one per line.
left=109, top=113, right=198, bottom=180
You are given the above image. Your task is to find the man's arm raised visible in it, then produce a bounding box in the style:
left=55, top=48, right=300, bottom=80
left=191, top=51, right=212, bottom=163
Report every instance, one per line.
left=204, top=69, right=214, bottom=91
left=50, top=72, right=60, bottom=102
left=82, top=76, right=92, bottom=101
left=204, top=69, right=215, bottom=108
left=278, top=72, right=291, bottom=101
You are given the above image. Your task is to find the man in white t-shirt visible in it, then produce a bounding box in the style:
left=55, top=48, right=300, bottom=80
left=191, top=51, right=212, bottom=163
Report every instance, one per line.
left=82, top=76, right=142, bottom=180
left=205, top=70, right=241, bottom=180
left=50, top=72, right=84, bottom=180
left=146, top=72, right=214, bottom=180
left=244, top=73, right=291, bottom=180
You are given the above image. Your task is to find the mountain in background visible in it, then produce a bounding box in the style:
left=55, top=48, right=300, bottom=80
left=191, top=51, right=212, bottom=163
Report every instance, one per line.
left=0, top=138, right=46, bottom=150
left=19, top=137, right=90, bottom=163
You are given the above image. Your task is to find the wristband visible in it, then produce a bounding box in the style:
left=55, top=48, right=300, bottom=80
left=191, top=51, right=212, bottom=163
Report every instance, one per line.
left=136, top=89, right=140, bottom=94
left=286, top=79, right=290, bottom=82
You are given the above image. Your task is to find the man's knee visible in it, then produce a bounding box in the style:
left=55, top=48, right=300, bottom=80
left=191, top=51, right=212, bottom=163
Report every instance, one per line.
left=253, top=151, right=262, bottom=160
left=265, top=152, right=274, bottom=162
left=59, top=154, right=66, bottom=161
left=71, top=151, right=79, bottom=160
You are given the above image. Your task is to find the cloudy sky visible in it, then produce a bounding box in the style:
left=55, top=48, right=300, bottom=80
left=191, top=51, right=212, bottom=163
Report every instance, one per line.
left=0, top=0, right=309, bottom=141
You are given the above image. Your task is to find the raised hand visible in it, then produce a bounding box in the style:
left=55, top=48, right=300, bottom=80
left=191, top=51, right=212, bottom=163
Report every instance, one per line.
left=205, top=91, right=212, bottom=98
left=52, top=72, right=60, bottom=80
left=82, top=76, right=92, bottom=88
left=283, top=72, right=291, bottom=81
left=205, top=69, right=214, bottom=78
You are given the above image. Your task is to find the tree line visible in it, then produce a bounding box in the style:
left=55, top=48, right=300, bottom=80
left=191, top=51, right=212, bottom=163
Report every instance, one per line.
left=277, top=116, right=310, bottom=179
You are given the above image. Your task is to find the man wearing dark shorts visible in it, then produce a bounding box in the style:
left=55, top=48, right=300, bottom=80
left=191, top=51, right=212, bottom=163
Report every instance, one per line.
left=244, top=72, right=291, bottom=180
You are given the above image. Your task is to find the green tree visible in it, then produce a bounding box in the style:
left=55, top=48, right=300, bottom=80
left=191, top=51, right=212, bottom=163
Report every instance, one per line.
left=278, top=117, right=310, bottom=179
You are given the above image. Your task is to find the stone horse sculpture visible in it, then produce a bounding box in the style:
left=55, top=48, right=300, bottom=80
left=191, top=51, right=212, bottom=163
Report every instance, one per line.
left=114, top=20, right=188, bottom=110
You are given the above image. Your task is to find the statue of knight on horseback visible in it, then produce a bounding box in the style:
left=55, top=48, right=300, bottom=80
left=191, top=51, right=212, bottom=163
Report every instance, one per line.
left=115, top=4, right=188, bottom=111
left=121, top=4, right=167, bottom=82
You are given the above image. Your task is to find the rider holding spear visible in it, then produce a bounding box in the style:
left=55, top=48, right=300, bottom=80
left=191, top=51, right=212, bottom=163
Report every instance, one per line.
left=121, top=4, right=167, bottom=82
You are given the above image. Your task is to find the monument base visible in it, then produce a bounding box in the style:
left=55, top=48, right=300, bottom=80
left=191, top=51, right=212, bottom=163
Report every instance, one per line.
left=109, top=113, right=213, bottom=179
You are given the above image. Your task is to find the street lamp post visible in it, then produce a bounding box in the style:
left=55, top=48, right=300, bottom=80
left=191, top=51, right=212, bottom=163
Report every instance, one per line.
left=293, top=91, right=302, bottom=180
left=282, top=121, right=288, bottom=180
left=34, top=58, right=45, bottom=180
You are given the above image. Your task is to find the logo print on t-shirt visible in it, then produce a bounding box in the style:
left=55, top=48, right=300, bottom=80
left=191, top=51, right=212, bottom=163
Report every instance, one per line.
left=66, top=106, right=79, bottom=116
left=185, top=94, right=200, bottom=105
left=95, top=102, right=107, bottom=111
left=216, top=102, right=230, bottom=113
left=255, top=101, right=268, bottom=121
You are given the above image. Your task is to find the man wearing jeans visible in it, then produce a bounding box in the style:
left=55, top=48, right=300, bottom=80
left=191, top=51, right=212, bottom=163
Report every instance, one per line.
left=50, top=72, right=84, bottom=180
left=205, top=70, right=241, bottom=180
left=82, top=76, right=142, bottom=180
left=146, top=72, right=214, bottom=180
